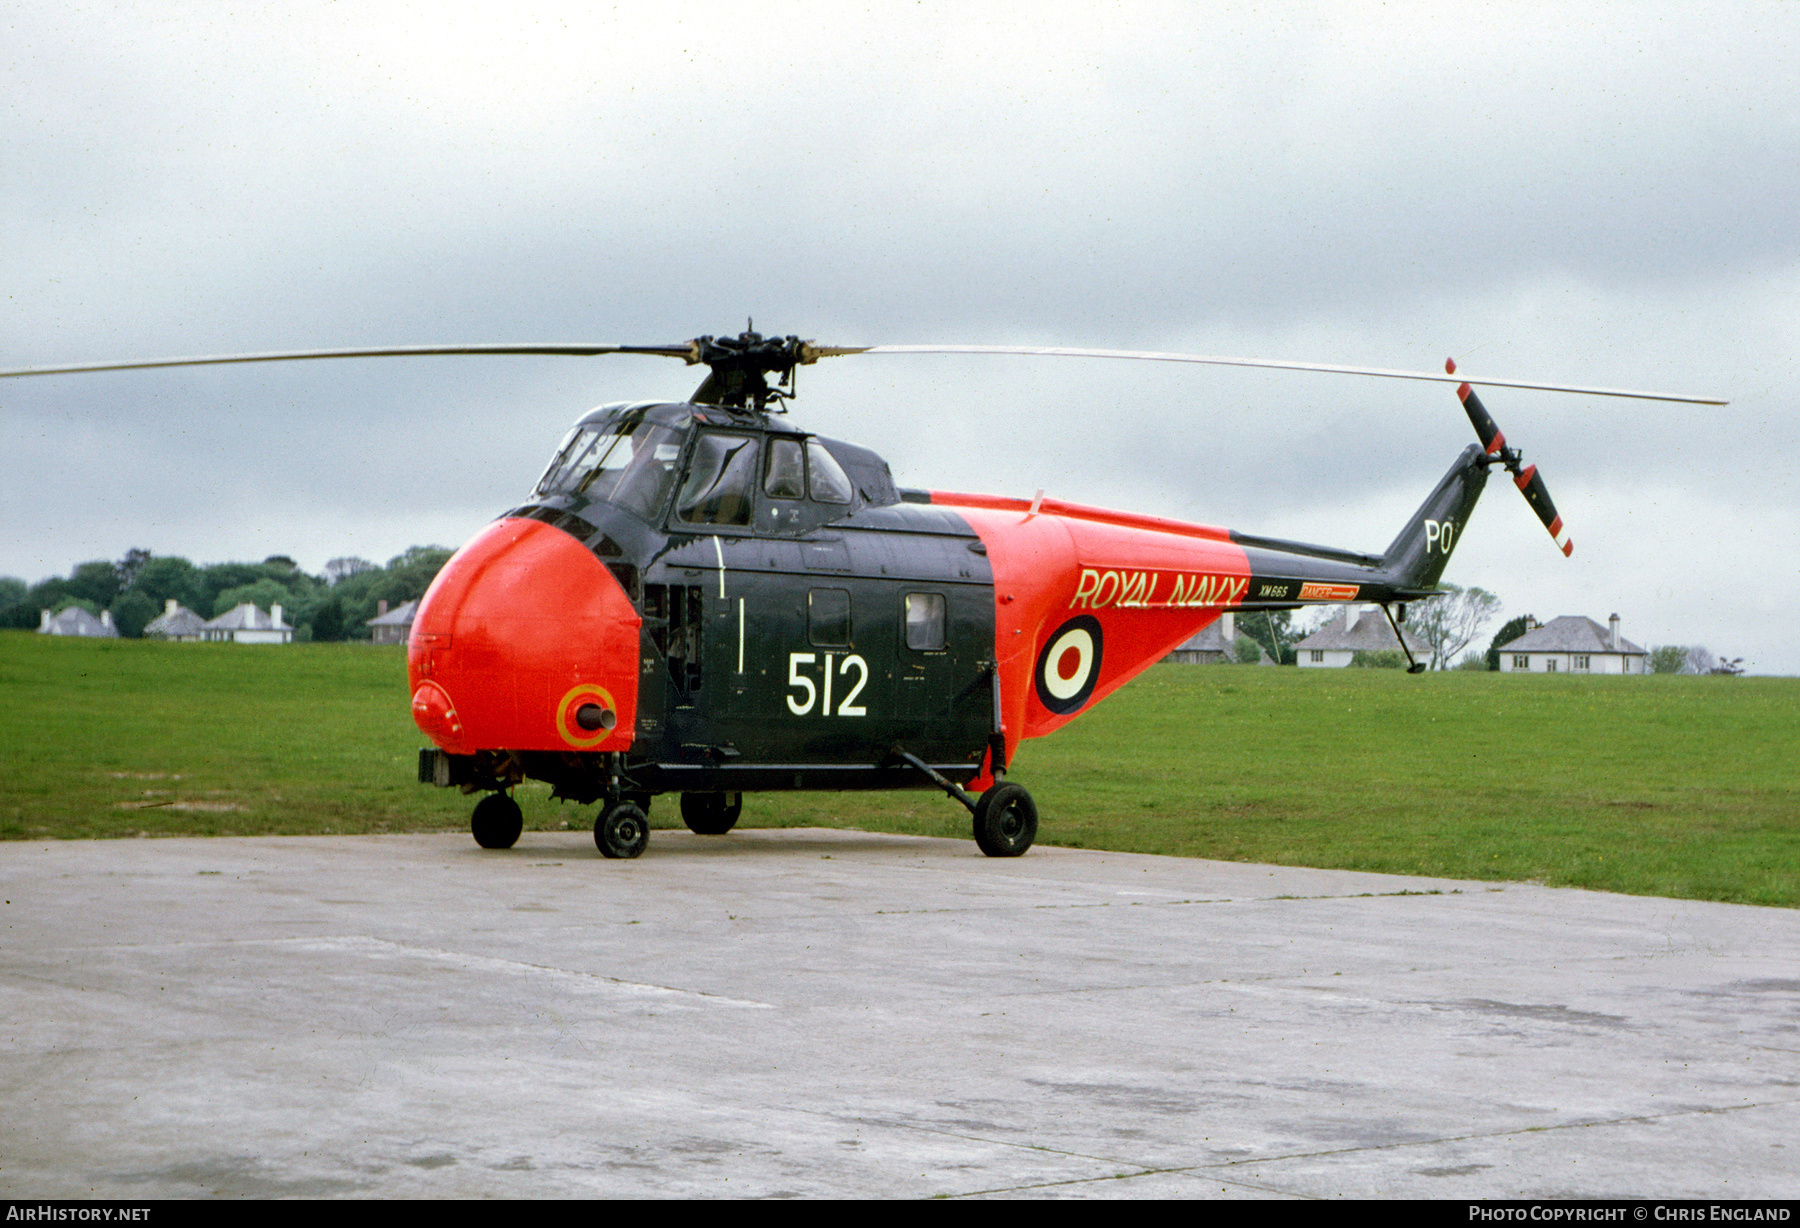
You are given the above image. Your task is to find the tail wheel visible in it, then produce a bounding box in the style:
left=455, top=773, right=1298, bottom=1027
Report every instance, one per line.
left=973, top=783, right=1037, bottom=858
left=471, top=792, right=523, bottom=850
left=595, top=802, right=649, bottom=859
left=680, top=791, right=743, bottom=835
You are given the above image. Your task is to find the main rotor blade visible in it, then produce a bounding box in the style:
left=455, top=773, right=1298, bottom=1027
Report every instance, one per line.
left=815, top=344, right=1727, bottom=406
left=0, top=342, right=699, bottom=379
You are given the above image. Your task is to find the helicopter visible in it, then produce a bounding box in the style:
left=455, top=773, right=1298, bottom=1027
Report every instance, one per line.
left=1, top=329, right=1724, bottom=859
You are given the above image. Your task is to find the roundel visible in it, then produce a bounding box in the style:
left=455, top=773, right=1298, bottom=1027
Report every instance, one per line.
left=556, top=683, right=618, bottom=749
left=1034, top=615, right=1104, bottom=715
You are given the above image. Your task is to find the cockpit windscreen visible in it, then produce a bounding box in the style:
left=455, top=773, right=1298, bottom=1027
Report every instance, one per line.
left=531, top=419, right=687, bottom=522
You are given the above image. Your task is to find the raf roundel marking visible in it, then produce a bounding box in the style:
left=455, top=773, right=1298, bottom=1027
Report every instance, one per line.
left=556, top=683, right=618, bottom=749
left=1034, top=615, right=1104, bottom=715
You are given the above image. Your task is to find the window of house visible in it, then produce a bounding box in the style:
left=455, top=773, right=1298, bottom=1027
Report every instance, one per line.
left=1310, top=650, right=1324, bottom=663
left=1513, top=655, right=1529, bottom=670
left=1573, top=655, right=1590, bottom=671
left=1546, top=658, right=1559, bottom=672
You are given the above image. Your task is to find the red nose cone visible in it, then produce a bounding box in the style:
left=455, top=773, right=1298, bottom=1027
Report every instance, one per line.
left=407, top=518, right=640, bottom=754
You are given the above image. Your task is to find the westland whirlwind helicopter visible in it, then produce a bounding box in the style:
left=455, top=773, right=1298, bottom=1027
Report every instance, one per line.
left=2, top=329, right=1723, bottom=859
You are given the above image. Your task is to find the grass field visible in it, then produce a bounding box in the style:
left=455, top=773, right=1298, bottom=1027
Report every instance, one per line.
left=3, top=631, right=1795, bottom=906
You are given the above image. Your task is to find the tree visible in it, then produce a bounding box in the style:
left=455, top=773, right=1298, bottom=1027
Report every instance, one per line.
left=1683, top=645, right=1714, bottom=675
left=1235, top=609, right=1302, bottom=665
left=1486, top=614, right=1532, bottom=671
left=67, top=560, right=122, bottom=608
left=109, top=591, right=158, bottom=638
left=324, top=557, right=376, bottom=586
left=1410, top=584, right=1502, bottom=670
left=1649, top=645, right=1687, bottom=674
left=115, top=547, right=154, bottom=591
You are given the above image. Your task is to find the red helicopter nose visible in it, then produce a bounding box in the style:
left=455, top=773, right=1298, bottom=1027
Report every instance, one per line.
left=407, top=518, right=640, bottom=756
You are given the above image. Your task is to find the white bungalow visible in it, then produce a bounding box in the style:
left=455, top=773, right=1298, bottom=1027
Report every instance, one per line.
left=1293, top=605, right=1424, bottom=667
left=1497, top=614, right=1646, bottom=675
left=201, top=603, right=293, bottom=644
left=38, top=607, right=118, bottom=637
left=143, top=599, right=206, bottom=641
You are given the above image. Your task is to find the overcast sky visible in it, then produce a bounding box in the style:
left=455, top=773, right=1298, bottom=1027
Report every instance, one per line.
left=4, top=1, right=1794, bottom=670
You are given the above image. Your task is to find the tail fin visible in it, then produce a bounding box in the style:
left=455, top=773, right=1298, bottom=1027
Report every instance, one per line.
left=1379, top=444, right=1490, bottom=594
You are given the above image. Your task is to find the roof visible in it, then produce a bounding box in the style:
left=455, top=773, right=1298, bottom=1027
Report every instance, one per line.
left=144, top=603, right=205, bottom=638
left=40, top=606, right=116, bottom=637
left=1294, top=606, right=1423, bottom=654
left=1499, top=615, right=1645, bottom=656
left=1170, top=620, right=1233, bottom=654
left=201, top=603, right=292, bottom=632
left=367, top=599, right=419, bottom=627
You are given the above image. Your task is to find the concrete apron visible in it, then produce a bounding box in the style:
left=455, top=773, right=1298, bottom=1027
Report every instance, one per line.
left=2, top=829, right=1794, bottom=1199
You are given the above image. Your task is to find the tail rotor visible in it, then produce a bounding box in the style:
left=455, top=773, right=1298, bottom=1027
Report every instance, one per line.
left=1449, top=358, right=1573, bottom=558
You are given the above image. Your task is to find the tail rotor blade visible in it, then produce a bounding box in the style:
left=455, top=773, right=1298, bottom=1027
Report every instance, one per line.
left=1514, top=462, right=1572, bottom=556
left=1448, top=357, right=1571, bottom=557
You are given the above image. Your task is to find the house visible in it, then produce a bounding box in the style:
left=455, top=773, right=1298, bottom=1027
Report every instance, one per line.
left=38, top=607, right=118, bottom=637
left=1164, top=611, right=1237, bottom=664
left=1293, top=605, right=1423, bottom=667
left=200, top=602, right=293, bottom=644
left=1497, top=614, right=1646, bottom=675
left=367, top=598, right=419, bottom=645
left=142, top=599, right=206, bottom=641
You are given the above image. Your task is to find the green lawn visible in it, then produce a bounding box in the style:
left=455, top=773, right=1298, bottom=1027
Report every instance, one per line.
left=4, top=632, right=1795, bottom=906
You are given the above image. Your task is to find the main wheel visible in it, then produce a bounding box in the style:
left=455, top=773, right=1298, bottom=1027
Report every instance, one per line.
left=471, top=792, right=523, bottom=850
left=594, top=802, right=649, bottom=859
left=679, top=791, right=743, bottom=835
left=972, top=782, right=1037, bottom=857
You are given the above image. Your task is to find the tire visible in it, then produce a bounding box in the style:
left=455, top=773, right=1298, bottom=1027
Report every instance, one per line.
left=471, top=792, right=523, bottom=850
left=679, top=791, right=743, bottom=836
left=595, top=802, right=649, bottom=859
left=972, top=782, right=1037, bottom=857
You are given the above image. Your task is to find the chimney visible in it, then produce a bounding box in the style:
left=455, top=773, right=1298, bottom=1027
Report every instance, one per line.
left=101, top=609, right=114, bottom=630
left=1609, top=613, right=1621, bottom=652
left=1221, top=611, right=1234, bottom=642
left=378, top=599, right=389, bottom=618
left=165, top=597, right=178, bottom=615
left=271, top=603, right=283, bottom=628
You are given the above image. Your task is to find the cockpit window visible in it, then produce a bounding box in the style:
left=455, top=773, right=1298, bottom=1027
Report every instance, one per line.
left=808, top=440, right=854, bottom=505
left=532, top=419, right=686, bottom=522
left=676, top=432, right=759, bottom=526
left=764, top=438, right=805, bottom=500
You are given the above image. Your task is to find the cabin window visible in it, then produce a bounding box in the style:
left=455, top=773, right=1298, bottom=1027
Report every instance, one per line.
left=1545, top=658, right=1558, bottom=672
left=764, top=438, right=805, bottom=499
left=1513, top=655, right=1529, bottom=670
left=1309, top=650, right=1324, bottom=663
left=904, top=593, right=946, bottom=651
left=677, top=432, right=758, bottom=526
left=808, top=441, right=854, bottom=504
left=1573, top=654, right=1590, bottom=671
left=808, top=589, right=852, bottom=647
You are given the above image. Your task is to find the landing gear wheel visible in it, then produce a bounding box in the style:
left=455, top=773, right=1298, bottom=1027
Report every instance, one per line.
left=680, top=791, right=743, bottom=835
left=595, top=802, right=649, bottom=859
left=972, top=782, right=1037, bottom=857
left=471, top=792, right=523, bottom=850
